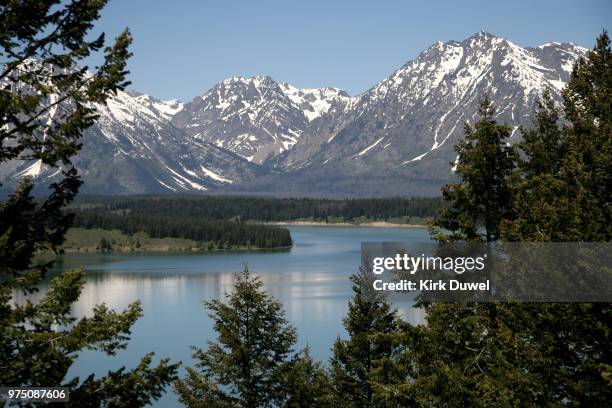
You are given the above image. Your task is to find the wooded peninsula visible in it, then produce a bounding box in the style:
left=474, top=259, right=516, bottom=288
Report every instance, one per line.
left=63, top=196, right=444, bottom=252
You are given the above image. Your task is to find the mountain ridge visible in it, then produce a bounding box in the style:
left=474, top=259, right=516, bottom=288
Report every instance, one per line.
left=0, top=32, right=588, bottom=196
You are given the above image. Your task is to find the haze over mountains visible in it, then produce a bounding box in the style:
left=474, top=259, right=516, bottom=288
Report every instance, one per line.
left=0, top=31, right=587, bottom=196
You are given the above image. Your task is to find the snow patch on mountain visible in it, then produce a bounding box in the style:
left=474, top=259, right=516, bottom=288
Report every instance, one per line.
left=16, top=160, right=43, bottom=177
left=357, top=137, right=385, bottom=156
left=129, top=91, right=184, bottom=120
left=280, top=83, right=352, bottom=121
left=200, top=165, right=233, bottom=183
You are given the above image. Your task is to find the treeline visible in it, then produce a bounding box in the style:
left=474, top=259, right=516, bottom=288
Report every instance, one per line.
left=70, top=211, right=292, bottom=249
left=67, top=195, right=443, bottom=250
left=71, top=195, right=445, bottom=223
left=67, top=195, right=444, bottom=250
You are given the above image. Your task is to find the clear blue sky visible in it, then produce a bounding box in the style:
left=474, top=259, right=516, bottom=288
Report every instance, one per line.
left=93, top=0, right=611, bottom=101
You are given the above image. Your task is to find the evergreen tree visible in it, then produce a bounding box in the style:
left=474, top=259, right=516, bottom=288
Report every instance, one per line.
left=373, top=32, right=612, bottom=407
left=373, top=304, right=611, bottom=407
left=0, top=1, right=178, bottom=405
left=176, top=268, right=327, bottom=408
left=431, top=97, right=516, bottom=242
left=277, top=347, right=333, bottom=408
left=518, top=90, right=565, bottom=178
left=502, top=90, right=567, bottom=241
left=500, top=31, right=612, bottom=405
left=329, top=265, right=399, bottom=408
left=98, top=237, right=111, bottom=252
left=562, top=32, right=611, bottom=231
left=504, top=31, right=612, bottom=241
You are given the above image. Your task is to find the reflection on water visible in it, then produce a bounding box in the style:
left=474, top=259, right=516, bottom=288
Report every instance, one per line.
left=32, top=226, right=430, bottom=408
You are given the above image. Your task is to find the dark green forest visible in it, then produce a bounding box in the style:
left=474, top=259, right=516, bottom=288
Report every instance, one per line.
left=70, top=195, right=444, bottom=222
left=65, top=195, right=442, bottom=250
left=70, top=211, right=293, bottom=249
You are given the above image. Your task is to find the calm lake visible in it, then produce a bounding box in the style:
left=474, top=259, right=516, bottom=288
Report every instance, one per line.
left=49, top=226, right=431, bottom=407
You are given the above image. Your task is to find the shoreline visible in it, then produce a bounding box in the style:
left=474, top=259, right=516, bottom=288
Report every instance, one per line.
left=60, top=245, right=293, bottom=254
left=262, top=221, right=428, bottom=228
left=60, top=227, right=293, bottom=254
left=56, top=222, right=428, bottom=255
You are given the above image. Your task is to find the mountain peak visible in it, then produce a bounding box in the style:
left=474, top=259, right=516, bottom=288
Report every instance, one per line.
left=128, top=91, right=184, bottom=120
left=127, top=90, right=145, bottom=98
left=461, top=30, right=504, bottom=49
left=423, top=32, right=501, bottom=56
left=221, top=75, right=276, bottom=87
left=472, top=30, right=497, bottom=39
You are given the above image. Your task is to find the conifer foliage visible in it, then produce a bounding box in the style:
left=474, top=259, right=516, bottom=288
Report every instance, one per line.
left=504, top=31, right=612, bottom=241
left=176, top=267, right=331, bottom=408
left=329, top=266, right=400, bottom=408
left=0, top=1, right=178, bottom=405
left=432, top=97, right=517, bottom=242
left=370, top=32, right=611, bottom=407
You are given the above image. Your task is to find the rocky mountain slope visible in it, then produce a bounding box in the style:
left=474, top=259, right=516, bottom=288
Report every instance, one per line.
left=0, top=88, right=260, bottom=194
left=231, top=31, right=586, bottom=196
left=171, top=76, right=351, bottom=165
left=1, top=32, right=587, bottom=196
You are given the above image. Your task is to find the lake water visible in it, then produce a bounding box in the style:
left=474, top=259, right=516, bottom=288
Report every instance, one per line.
left=49, top=226, right=431, bottom=407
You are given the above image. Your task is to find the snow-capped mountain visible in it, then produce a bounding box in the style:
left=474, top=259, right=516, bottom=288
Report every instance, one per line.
left=171, top=76, right=351, bottom=165
left=0, top=87, right=260, bottom=194
left=80, top=90, right=260, bottom=193
left=230, top=31, right=587, bottom=196
left=1, top=32, right=588, bottom=196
